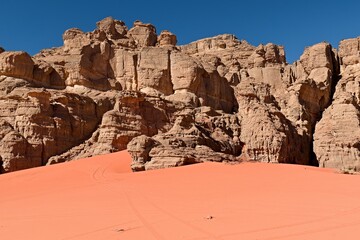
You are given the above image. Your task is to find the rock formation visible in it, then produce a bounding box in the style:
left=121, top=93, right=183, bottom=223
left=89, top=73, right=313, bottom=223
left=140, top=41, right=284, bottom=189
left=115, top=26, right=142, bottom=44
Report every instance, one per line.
left=313, top=37, right=360, bottom=172
left=0, top=17, right=359, bottom=173
left=128, top=107, right=241, bottom=171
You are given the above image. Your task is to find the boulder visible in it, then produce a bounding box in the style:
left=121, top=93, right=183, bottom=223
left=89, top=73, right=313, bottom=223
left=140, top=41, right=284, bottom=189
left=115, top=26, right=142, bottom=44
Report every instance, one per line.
left=338, top=37, right=360, bottom=67
left=96, top=16, right=127, bottom=40
left=128, top=20, right=157, bottom=47
left=0, top=51, right=34, bottom=79
left=157, top=30, right=177, bottom=46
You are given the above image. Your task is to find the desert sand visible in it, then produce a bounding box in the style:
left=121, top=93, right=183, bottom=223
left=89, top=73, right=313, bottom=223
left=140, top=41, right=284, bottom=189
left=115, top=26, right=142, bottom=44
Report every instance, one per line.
left=1, top=151, right=360, bottom=240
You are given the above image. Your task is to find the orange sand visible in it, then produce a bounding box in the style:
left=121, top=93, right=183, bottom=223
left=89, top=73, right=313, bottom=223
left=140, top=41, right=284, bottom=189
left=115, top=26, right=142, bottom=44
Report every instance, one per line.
left=1, top=151, right=360, bottom=240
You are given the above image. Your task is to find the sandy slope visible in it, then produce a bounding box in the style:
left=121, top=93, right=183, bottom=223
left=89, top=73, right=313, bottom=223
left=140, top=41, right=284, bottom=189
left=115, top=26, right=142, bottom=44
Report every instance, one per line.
left=1, top=151, right=360, bottom=240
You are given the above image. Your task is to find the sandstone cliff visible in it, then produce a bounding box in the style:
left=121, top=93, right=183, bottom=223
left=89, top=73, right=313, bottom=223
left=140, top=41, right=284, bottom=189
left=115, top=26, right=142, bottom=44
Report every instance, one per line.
left=0, top=17, right=358, bottom=173
left=313, top=37, right=360, bottom=172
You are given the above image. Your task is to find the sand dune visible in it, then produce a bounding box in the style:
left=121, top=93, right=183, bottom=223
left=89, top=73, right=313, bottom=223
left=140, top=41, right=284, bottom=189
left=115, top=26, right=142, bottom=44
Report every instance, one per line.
left=1, top=151, right=360, bottom=240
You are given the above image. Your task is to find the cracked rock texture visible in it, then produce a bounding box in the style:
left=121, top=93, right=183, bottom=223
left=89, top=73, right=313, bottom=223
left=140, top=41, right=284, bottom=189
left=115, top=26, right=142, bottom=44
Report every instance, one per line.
left=0, top=17, right=359, bottom=173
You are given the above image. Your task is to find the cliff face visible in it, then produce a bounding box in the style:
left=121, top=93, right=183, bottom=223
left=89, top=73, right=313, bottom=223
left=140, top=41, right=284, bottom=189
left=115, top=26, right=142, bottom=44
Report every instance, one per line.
left=0, top=17, right=358, bottom=173
left=313, top=38, right=360, bottom=171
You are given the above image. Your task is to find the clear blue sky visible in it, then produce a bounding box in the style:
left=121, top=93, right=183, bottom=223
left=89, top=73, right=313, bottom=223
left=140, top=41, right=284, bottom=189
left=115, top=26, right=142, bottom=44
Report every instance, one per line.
left=0, top=0, right=359, bottom=63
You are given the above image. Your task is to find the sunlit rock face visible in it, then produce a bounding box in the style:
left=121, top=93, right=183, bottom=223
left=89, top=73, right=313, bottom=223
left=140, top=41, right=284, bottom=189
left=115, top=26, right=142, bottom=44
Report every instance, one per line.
left=314, top=37, right=360, bottom=172
left=0, top=17, right=358, bottom=173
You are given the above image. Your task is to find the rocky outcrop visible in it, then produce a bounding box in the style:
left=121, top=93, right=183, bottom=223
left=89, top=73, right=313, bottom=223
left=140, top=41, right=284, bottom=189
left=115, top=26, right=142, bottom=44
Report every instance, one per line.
left=0, top=86, right=112, bottom=172
left=0, top=17, right=359, bottom=173
left=128, top=20, right=157, bottom=47
left=314, top=37, right=360, bottom=171
left=128, top=107, right=242, bottom=171
left=180, top=37, right=336, bottom=166
left=157, top=30, right=177, bottom=46
left=47, top=91, right=183, bottom=165
left=0, top=51, right=34, bottom=80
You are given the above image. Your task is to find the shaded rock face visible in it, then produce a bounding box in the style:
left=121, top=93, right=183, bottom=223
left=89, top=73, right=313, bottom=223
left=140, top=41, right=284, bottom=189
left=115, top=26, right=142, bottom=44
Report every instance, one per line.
left=0, top=17, right=359, bottom=173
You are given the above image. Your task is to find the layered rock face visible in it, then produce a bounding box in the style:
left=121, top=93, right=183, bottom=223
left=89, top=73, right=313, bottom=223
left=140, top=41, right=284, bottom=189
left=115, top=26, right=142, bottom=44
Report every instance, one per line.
left=0, top=17, right=359, bottom=173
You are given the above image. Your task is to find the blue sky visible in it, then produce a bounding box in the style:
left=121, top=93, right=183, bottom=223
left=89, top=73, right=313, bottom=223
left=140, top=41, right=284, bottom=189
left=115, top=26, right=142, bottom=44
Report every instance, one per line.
left=0, top=0, right=359, bottom=63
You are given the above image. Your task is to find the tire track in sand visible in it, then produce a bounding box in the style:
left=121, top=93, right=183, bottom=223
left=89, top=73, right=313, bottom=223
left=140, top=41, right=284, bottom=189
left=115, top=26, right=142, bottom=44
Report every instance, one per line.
left=91, top=161, right=166, bottom=240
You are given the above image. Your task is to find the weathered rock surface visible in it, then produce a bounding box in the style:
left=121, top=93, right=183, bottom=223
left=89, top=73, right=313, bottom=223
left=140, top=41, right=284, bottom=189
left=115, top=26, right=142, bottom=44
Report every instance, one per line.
left=128, top=20, right=157, bottom=47
left=181, top=38, right=336, bottom=166
left=157, top=30, right=177, bottom=46
left=128, top=107, right=242, bottom=171
left=314, top=37, right=360, bottom=171
left=0, top=87, right=111, bottom=172
left=0, top=17, right=359, bottom=173
left=0, top=51, right=34, bottom=80
left=47, top=91, right=182, bottom=165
